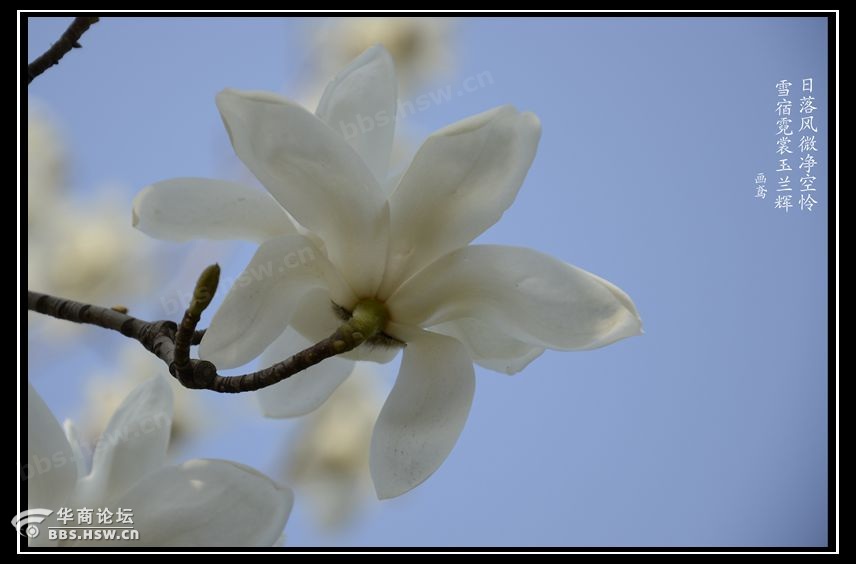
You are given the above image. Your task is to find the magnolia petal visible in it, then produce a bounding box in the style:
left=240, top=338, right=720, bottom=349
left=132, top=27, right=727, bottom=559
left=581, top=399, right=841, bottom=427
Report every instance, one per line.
left=286, top=287, right=342, bottom=344
left=27, top=384, right=77, bottom=510
left=256, top=327, right=354, bottom=418
left=75, top=376, right=172, bottom=506
left=316, top=45, right=397, bottom=182
left=430, top=318, right=545, bottom=375
left=73, top=460, right=293, bottom=547
left=586, top=270, right=644, bottom=323
left=199, top=235, right=355, bottom=369
left=370, top=330, right=475, bottom=499
left=132, top=178, right=298, bottom=243
left=388, top=245, right=643, bottom=351
left=383, top=165, right=407, bottom=198
left=343, top=341, right=403, bottom=365
left=216, top=89, right=388, bottom=297
left=378, top=106, right=541, bottom=298
left=63, top=420, right=90, bottom=480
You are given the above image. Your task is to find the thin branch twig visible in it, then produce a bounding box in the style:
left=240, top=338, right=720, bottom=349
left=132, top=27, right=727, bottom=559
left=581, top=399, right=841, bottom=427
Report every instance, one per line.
left=173, top=264, right=220, bottom=377
left=27, top=16, right=100, bottom=85
left=27, top=266, right=390, bottom=393
left=27, top=289, right=359, bottom=393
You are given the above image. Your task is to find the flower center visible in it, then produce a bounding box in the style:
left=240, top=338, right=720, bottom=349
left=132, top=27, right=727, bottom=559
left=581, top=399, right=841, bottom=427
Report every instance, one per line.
left=348, top=298, right=389, bottom=337
left=333, top=298, right=405, bottom=349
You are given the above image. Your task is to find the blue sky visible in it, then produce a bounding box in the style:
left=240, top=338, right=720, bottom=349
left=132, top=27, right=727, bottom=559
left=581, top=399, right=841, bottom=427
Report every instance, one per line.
left=27, top=16, right=830, bottom=547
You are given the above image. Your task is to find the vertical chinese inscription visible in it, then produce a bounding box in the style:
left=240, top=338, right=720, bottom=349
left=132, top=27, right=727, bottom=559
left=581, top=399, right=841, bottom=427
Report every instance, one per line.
left=760, top=78, right=820, bottom=213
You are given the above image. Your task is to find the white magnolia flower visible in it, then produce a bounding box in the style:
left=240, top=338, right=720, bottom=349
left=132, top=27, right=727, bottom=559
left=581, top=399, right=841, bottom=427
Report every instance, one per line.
left=133, top=45, right=642, bottom=498
left=27, top=377, right=293, bottom=546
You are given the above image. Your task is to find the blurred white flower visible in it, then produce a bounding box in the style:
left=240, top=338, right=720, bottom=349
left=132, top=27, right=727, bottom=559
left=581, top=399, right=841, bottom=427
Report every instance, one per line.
left=28, top=189, right=156, bottom=306
left=28, top=108, right=68, bottom=228
left=27, top=377, right=293, bottom=547
left=277, top=363, right=382, bottom=529
left=134, top=45, right=642, bottom=499
left=80, top=345, right=203, bottom=450
left=27, top=110, right=156, bottom=308
left=304, top=17, right=452, bottom=101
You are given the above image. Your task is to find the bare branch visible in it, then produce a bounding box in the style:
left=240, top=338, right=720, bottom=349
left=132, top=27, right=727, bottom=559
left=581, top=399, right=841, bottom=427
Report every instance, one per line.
left=27, top=268, right=393, bottom=393
left=27, top=16, right=100, bottom=85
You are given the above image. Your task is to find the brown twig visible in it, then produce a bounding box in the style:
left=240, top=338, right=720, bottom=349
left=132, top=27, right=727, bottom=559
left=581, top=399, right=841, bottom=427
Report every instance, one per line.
left=27, top=266, right=391, bottom=394
left=27, top=16, right=100, bottom=85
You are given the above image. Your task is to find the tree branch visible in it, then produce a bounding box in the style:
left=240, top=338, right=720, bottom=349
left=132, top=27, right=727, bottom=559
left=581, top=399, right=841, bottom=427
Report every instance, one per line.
left=27, top=266, right=391, bottom=393
left=27, top=16, right=100, bottom=85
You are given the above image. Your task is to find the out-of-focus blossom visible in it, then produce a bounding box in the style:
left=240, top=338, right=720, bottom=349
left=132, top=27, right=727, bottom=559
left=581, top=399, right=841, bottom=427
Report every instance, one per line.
left=29, top=190, right=156, bottom=305
left=28, top=108, right=68, bottom=228
left=273, top=361, right=383, bottom=529
left=305, top=17, right=452, bottom=100
left=28, top=110, right=157, bottom=308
